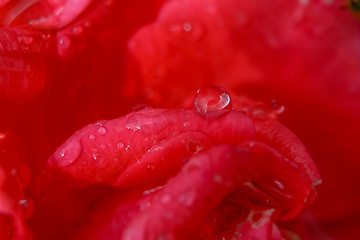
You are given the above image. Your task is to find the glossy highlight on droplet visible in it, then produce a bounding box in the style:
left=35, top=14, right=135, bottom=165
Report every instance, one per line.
left=193, top=85, right=232, bottom=117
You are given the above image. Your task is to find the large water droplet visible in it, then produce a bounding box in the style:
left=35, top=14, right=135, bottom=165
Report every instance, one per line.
left=193, top=85, right=232, bottom=117
left=53, top=141, right=81, bottom=167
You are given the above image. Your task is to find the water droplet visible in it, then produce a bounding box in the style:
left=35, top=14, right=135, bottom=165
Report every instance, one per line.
left=72, top=26, right=84, bottom=34
left=125, top=145, right=131, bottom=151
left=92, top=153, right=101, bottom=161
left=17, top=35, right=33, bottom=45
left=183, top=122, right=190, bottom=127
left=132, top=104, right=151, bottom=112
left=100, top=144, right=105, bottom=150
left=249, top=108, right=269, bottom=120
left=170, top=22, right=204, bottom=41
left=41, top=34, right=52, bottom=39
left=58, top=36, right=71, bottom=49
left=95, top=122, right=104, bottom=126
left=147, top=164, right=155, bottom=170
left=193, top=85, right=232, bottom=118
left=270, top=99, right=285, bottom=115
left=183, top=22, right=192, bottom=32
left=274, top=180, right=285, bottom=190
left=178, top=189, right=196, bottom=206
left=18, top=198, right=34, bottom=219
left=53, top=141, right=81, bottom=167
left=97, top=127, right=106, bottom=135
left=116, top=142, right=124, bottom=150
left=187, top=140, right=203, bottom=154
left=88, top=134, right=95, bottom=140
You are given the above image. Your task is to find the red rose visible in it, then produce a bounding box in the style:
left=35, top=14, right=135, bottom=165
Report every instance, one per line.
left=0, top=0, right=359, bottom=239
left=32, top=86, right=320, bottom=239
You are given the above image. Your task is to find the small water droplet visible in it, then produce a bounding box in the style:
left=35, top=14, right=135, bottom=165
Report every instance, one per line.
left=249, top=108, right=269, bottom=120
left=92, top=154, right=98, bottom=160
left=17, top=35, right=33, bottom=45
left=270, top=99, right=285, bottom=115
left=187, top=140, right=203, bottom=154
left=183, top=22, right=192, bottom=32
left=183, top=122, right=190, bottom=127
left=193, top=85, right=232, bottom=118
left=125, top=145, right=131, bottom=151
left=97, top=127, right=106, bottom=135
left=132, top=104, right=151, bottom=112
left=116, top=142, right=124, bottom=150
left=147, top=164, right=155, bottom=170
left=72, top=26, right=84, bottom=34
left=42, top=33, right=52, bottom=39
left=58, top=36, right=71, bottom=49
left=178, top=189, right=196, bottom=206
left=18, top=198, right=34, bottom=219
left=88, top=134, right=95, bottom=140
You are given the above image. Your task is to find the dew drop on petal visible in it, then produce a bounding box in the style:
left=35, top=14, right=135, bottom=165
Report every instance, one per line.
left=72, top=26, right=84, bottom=34
left=183, top=22, right=192, bottom=32
left=193, top=86, right=232, bottom=117
left=270, top=99, right=285, bottom=115
left=17, top=35, right=33, bottom=45
left=58, top=36, right=71, bottom=49
left=18, top=198, right=34, bottom=219
left=147, top=164, right=155, bottom=170
left=132, top=104, right=151, bottom=112
left=88, top=134, right=95, bottom=140
left=116, top=142, right=124, bottom=150
left=187, top=140, right=203, bottom=154
left=97, top=127, right=106, bottom=135
left=249, top=108, right=270, bottom=120
left=53, top=141, right=81, bottom=167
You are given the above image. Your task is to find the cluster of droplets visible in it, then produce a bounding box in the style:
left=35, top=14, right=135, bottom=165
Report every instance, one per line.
left=193, top=85, right=233, bottom=118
